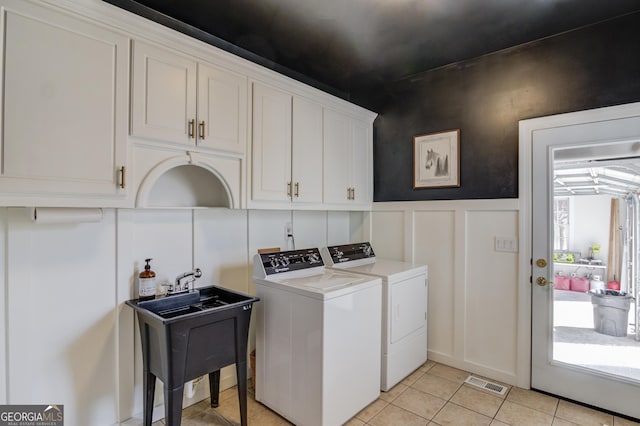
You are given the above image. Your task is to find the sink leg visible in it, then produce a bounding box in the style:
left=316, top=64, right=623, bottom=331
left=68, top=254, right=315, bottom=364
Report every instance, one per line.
left=236, top=361, right=248, bottom=426
left=209, top=370, right=220, bottom=407
left=143, top=371, right=156, bottom=426
left=164, top=385, right=184, bottom=426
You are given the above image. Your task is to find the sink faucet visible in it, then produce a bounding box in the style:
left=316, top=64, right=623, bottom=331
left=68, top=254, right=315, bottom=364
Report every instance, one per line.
left=169, top=268, right=202, bottom=294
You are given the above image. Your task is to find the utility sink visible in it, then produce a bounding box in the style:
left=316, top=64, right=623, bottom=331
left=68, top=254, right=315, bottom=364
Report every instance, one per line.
left=126, top=285, right=259, bottom=426
left=131, top=286, right=254, bottom=321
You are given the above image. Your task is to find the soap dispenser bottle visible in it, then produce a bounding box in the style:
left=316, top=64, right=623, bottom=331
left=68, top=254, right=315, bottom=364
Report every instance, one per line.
left=139, top=258, right=156, bottom=300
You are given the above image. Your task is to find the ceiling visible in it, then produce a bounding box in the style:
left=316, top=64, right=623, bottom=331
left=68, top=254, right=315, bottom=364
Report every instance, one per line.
left=104, top=0, right=640, bottom=108
left=554, top=141, right=640, bottom=197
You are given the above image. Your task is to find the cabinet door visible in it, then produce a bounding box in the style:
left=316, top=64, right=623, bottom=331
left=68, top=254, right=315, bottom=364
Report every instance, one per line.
left=251, top=83, right=292, bottom=202
left=323, top=109, right=352, bottom=204
left=292, top=97, right=323, bottom=204
left=0, top=1, right=128, bottom=203
left=351, top=119, right=372, bottom=205
left=197, top=63, right=247, bottom=154
left=131, top=40, right=197, bottom=145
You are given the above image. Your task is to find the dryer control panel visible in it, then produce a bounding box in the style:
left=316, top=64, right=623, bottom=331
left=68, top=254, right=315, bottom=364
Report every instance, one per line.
left=325, top=242, right=376, bottom=264
left=258, top=248, right=324, bottom=275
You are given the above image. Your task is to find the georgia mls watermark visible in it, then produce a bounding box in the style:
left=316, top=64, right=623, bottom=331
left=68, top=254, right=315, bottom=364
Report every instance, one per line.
left=0, top=405, right=63, bottom=426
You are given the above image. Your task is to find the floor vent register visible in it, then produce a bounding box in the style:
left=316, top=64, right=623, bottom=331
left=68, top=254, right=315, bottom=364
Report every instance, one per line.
left=464, top=375, right=508, bottom=396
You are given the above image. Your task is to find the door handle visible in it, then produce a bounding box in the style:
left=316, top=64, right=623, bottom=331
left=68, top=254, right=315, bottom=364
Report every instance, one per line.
left=536, top=259, right=548, bottom=268
left=199, top=120, right=205, bottom=140
left=536, top=277, right=549, bottom=287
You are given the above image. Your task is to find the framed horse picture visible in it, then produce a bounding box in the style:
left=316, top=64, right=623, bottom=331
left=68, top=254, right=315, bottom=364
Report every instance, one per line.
left=413, top=129, right=460, bottom=188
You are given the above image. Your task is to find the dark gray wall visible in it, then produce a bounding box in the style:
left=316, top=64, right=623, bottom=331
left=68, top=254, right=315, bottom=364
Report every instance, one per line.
left=361, top=12, right=640, bottom=201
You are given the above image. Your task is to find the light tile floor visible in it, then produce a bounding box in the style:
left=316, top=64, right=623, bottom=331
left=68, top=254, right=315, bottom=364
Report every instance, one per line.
left=152, top=360, right=640, bottom=426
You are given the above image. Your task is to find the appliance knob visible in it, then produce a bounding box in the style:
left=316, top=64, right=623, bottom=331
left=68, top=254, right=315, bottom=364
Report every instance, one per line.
left=281, top=257, right=290, bottom=266
left=309, top=253, right=320, bottom=263
left=270, top=258, right=280, bottom=268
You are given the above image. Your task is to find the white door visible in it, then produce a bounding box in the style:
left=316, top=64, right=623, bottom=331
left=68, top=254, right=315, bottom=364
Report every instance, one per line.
left=526, top=104, right=640, bottom=419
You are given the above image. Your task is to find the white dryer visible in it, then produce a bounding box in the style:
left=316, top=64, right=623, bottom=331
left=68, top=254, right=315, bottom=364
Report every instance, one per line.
left=321, top=242, right=428, bottom=391
left=253, top=247, right=382, bottom=426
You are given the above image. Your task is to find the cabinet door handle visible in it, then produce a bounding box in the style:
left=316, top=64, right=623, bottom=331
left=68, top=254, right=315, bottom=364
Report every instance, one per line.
left=287, top=181, right=292, bottom=197
left=119, top=166, right=126, bottom=189
left=347, top=187, right=354, bottom=200
left=188, top=119, right=195, bottom=139
left=294, top=182, right=299, bottom=198
left=199, top=120, right=205, bottom=140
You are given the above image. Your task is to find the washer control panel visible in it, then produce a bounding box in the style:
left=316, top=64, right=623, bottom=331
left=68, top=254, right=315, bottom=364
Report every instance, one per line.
left=325, top=242, right=376, bottom=264
left=258, top=248, right=324, bottom=275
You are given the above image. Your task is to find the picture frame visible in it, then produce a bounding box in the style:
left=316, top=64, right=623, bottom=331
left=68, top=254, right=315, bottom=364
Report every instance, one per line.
left=413, top=129, right=460, bottom=188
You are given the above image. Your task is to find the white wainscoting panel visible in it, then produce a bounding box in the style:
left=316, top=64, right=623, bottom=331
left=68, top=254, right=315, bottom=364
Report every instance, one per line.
left=414, top=209, right=456, bottom=360
left=327, top=211, right=351, bottom=245
left=116, top=209, right=136, bottom=422
left=0, top=208, right=6, bottom=405
left=349, top=211, right=369, bottom=243
left=6, top=207, right=118, bottom=426
left=125, top=209, right=194, bottom=421
left=194, top=209, right=250, bottom=294
left=370, top=210, right=405, bottom=260
left=192, top=209, right=251, bottom=407
left=292, top=210, right=328, bottom=250
left=248, top=210, right=293, bottom=258
left=372, top=200, right=521, bottom=385
left=128, top=209, right=193, bottom=289
left=465, top=211, right=518, bottom=376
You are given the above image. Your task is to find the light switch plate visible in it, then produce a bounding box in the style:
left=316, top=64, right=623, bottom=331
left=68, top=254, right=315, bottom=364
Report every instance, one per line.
left=495, top=236, right=518, bottom=253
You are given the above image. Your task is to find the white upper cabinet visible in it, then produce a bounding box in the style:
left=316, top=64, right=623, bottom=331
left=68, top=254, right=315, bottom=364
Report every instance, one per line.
left=351, top=119, right=372, bottom=205
left=0, top=0, right=129, bottom=206
left=251, top=82, right=292, bottom=203
left=323, top=109, right=351, bottom=203
left=132, top=40, right=247, bottom=154
left=292, top=96, right=323, bottom=205
left=250, top=82, right=323, bottom=207
left=0, top=0, right=373, bottom=210
left=198, top=63, right=248, bottom=153
left=323, top=108, right=372, bottom=208
left=131, top=40, right=196, bottom=145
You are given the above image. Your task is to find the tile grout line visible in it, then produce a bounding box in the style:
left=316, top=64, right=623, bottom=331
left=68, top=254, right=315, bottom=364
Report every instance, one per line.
left=173, top=360, right=640, bottom=426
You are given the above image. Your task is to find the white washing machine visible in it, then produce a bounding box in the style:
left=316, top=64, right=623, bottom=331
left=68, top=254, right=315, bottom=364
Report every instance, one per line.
left=321, top=242, right=428, bottom=391
left=253, top=247, right=382, bottom=426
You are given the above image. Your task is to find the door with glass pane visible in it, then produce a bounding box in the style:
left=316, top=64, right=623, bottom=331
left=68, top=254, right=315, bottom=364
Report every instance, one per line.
left=527, top=106, right=640, bottom=419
